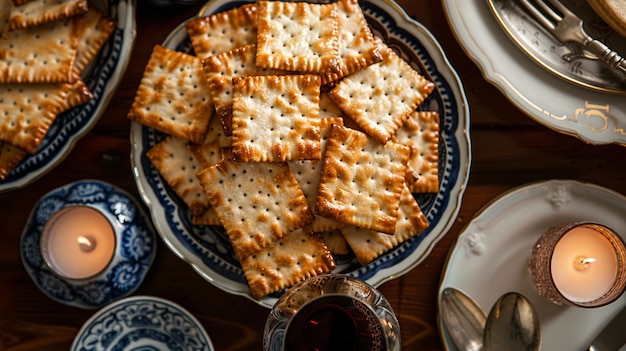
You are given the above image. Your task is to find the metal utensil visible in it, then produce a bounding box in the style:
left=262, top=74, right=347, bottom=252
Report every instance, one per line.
left=587, top=305, right=626, bottom=351
left=483, top=292, right=541, bottom=351
left=440, top=287, right=487, bottom=351
left=519, top=0, right=626, bottom=77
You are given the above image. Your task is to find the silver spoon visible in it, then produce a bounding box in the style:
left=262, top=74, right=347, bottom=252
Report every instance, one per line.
left=483, top=292, right=541, bottom=351
left=441, top=287, right=487, bottom=351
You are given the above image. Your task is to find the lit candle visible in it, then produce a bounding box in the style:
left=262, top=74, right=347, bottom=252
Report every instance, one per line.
left=551, top=226, right=618, bottom=303
left=41, top=206, right=116, bottom=280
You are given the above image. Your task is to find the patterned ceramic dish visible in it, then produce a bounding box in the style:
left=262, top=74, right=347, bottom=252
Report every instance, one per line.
left=0, top=0, right=136, bottom=193
left=131, top=0, right=471, bottom=308
left=71, top=295, right=214, bottom=351
left=20, top=180, right=156, bottom=309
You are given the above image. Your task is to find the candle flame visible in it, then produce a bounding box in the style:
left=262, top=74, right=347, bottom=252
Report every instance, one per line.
left=77, top=235, right=97, bottom=253
left=573, top=255, right=596, bottom=272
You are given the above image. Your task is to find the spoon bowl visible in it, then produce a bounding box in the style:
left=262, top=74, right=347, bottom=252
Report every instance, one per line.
left=440, top=287, right=487, bottom=351
left=483, top=292, right=541, bottom=351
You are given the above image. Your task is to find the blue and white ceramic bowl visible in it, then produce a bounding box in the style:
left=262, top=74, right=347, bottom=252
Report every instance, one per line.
left=71, top=295, right=214, bottom=351
left=0, top=0, right=136, bottom=192
left=131, top=0, right=471, bottom=308
left=20, top=180, right=156, bottom=309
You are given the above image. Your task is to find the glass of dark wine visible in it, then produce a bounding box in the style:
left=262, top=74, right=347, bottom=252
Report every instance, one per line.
left=263, top=274, right=401, bottom=351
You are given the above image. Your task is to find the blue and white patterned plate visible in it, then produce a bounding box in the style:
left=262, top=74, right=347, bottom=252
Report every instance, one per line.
left=130, top=0, right=471, bottom=308
left=71, top=295, right=214, bottom=351
left=0, top=0, right=136, bottom=193
left=20, top=180, right=156, bottom=309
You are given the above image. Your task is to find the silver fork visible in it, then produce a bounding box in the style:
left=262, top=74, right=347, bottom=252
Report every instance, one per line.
left=519, top=0, right=626, bottom=77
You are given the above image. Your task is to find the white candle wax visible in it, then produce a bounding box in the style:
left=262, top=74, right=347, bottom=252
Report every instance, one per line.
left=551, top=226, right=618, bottom=303
left=42, top=206, right=116, bottom=280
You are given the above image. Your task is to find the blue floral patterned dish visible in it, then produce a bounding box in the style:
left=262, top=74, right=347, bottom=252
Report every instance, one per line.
left=0, top=0, right=136, bottom=193
left=71, top=295, right=214, bottom=351
left=20, top=180, right=156, bottom=309
left=131, top=0, right=471, bottom=308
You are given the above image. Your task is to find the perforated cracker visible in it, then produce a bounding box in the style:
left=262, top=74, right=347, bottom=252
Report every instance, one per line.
left=0, top=16, right=79, bottom=83
left=320, top=0, right=382, bottom=84
left=315, top=124, right=410, bottom=235
left=231, top=74, right=322, bottom=162
left=327, top=38, right=435, bottom=144
left=340, top=184, right=429, bottom=265
left=63, top=75, right=93, bottom=110
left=186, top=3, right=258, bottom=59
left=256, top=1, right=340, bottom=74
left=0, top=4, right=10, bottom=33
left=241, top=229, right=335, bottom=299
left=392, top=111, right=439, bottom=193
left=197, top=158, right=314, bottom=260
left=73, top=6, right=116, bottom=74
left=7, top=0, right=88, bottom=31
left=128, top=45, right=214, bottom=144
left=202, top=44, right=287, bottom=120
left=0, top=82, right=71, bottom=153
left=188, top=114, right=231, bottom=169
left=320, top=229, right=349, bottom=255
left=0, top=142, right=27, bottom=181
left=146, top=135, right=211, bottom=217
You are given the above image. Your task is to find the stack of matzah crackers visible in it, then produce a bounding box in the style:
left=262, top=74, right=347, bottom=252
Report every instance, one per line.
left=0, top=0, right=115, bottom=180
left=130, top=0, right=440, bottom=299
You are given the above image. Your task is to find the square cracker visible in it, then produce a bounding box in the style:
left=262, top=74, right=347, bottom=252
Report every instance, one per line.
left=0, top=16, right=79, bottom=83
left=73, top=6, right=116, bottom=74
left=241, top=229, right=336, bottom=299
left=327, top=38, right=435, bottom=144
left=320, top=0, right=382, bottom=84
left=231, top=74, right=322, bottom=162
left=186, top=3, right=258, bottom=59
left=256, top=1, right=340, bottom=74
left=197, top=158, right=314, bottom=260
left=0, top=142, right=27, bottom=181
left=145, top=135, right=211, bottom=217
left=340, top=184, right=429, bottom=265
left=128, top=45, right=214, bottom=144
left=188, top=113, right=231, bottom=169
left=315, top=124, right=410, bottom=235
left=392, top=111, right=439, bottom=193
left=7, top=0, right=88, bottom=32
left=0, top=82, right=71, bottom=153
left=202, top=44, right=286, bottom=120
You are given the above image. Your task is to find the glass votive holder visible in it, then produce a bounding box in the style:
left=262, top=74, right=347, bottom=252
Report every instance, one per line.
left=263, top=273, right=401, bottom=351
left=528, top=221, right=626, bottom=308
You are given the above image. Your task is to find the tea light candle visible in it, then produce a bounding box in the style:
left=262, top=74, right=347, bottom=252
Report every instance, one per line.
left=41, top=206, right=116, bottom=280
left=551, top=226, right=618, bottom=302
left=528, top=222, right=626, bottom=307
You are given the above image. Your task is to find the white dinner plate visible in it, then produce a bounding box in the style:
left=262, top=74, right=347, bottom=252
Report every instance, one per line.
left=438, top=180, right=626, bottom=350
left=0, top=0, right=136, bottom=192
left=131, top=0, right=471, bottom=308
left=442, top=0, right=626, bottom=146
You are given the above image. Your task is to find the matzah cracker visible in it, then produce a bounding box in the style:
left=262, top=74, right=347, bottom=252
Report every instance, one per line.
left=315, top=124, right=410, bottom=235
left=197, top=158, right=314, bottom=260
left=0, top=2, right=10, bottom=33
left=128, top=45, right=214, bottom=144
left=145, top=135, right=211, bottom=217
left=73, top=6, right=116, bottom=74
left=289, top=117, right=344, bottom=233
left=231, top=74, right=322, bottom=162
left=188, top=114, right=231, bottom=169
left=63, top=75, right=93, bottom=110
left=320, top=0, right=382, bottom=84
left=328, top=38, right=435, bottom=144
left=7, top=0, right=88, bottom=32
left=186, top=3, right=258, bottom=59
left=0, top=16, right=79, bottom=83
left=0, top=142, right=26, bottom=181
left=341, top=184, right=429, bottom=265
left=392, top=111, right=439, bottom=193
left=202, top=44, right=287, bottom=120
left=191, top=207, right=221, bottom=226
left=256, top=1, right=340, bottom=74
left=319, top=92, right=344, bottom=118
left=241, top=229, right=335, bottom=299
left=320, top=229, right=350, bottom=255
left=0, top=82, right=71, bottom=153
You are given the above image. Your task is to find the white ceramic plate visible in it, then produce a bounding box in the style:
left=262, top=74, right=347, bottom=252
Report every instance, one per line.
left=71, top=295, right=214, bottom=351
left=0, top=0, right=136, bottom=193
left=442, top=0, right=626, bottom=146
left=438, top=180, right=626, bottom=350
left=131, top=0, right=471, bottom=308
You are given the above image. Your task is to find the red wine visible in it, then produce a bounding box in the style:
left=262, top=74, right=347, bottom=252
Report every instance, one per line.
left=284, top=294, right=387, bottom=351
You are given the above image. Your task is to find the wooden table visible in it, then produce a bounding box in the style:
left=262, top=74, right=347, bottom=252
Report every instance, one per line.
left=2, top=1, right=625, bottom=350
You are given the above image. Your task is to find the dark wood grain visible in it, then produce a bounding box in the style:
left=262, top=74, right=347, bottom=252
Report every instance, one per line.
left=1, top=1, right=626, bottom=350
